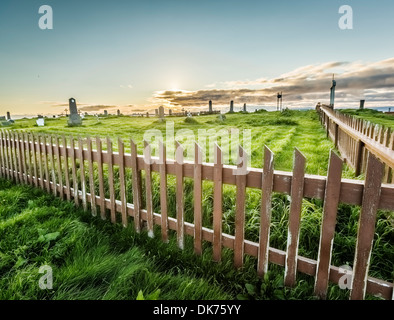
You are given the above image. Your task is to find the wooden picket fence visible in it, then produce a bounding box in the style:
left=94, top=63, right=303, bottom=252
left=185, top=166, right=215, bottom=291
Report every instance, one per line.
left=318, top=105, right=394, bottom=182
left=0, top=129, right=393, bottom=300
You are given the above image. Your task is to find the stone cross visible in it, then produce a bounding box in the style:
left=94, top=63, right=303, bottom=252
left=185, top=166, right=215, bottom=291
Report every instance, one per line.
left=68, top=98, right=82, bottom=126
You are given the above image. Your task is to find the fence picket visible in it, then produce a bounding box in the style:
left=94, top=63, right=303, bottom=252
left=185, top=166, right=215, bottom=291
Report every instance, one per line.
left=107, top=137, right=116, bottom=223
left=350, top=153, right=384, bottom=300
left=314, top=151, right=343, bottom=299
left=62, top=135, right=71, bottom=201
left=20, top=132, right=27, bottom=184
left=284, top=148, right=306, bottom=287
left=43, top=135, right=50, bottom=192
left=25, top=132, right=31, bottom=184
left=37, top=134, right=44, bottom=189
left=144, top=140, right=154, bottom=236
left=193, top=142, right=203, bottom=254
left=12, top=131, right=18, bottom=182
left=234, top=146, right=247, bottom=268
left=0, top=131, right=4, bottom=178
left=175, top=141, right=185, bottom=250
left=131, top=139, right=142, bottom=232
left=159, top=140, right=169, bottom=243
left=31, top=133, right=38, bottom=187
left=119, top=138, right=128, bottom=227
left=78, top=137, right=87, bottom=211
left=213, top=143, right=223, bottom=262
left=16, top=132, right=23, bottom=183
left=55, top=136, right=63, bottom=199
left=87, top=136, right=97, bottom=216
left=70, top=136, right=79, bottom=206
left=257, top=146, right=275, bottom=277
left=96, top=136, right=106, bottom=219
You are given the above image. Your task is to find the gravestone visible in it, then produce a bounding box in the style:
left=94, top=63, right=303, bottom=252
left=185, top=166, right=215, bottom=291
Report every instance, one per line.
left=6, top=112, right=10, bottom=120
left=229, top=101, right=234, bottom=113
left=330, top=75, right=336, bottom=108
left=169, top=109, right=172, bottom=116
left=117, top=109, right=121, bottom=116
left=359, top=100, right=365, bottom=110
left=104, top=110, right=108, bottom=116
left=243, top=103, right=246, bottom=112
left=158, top=106, right=164, bottom=119
left=36, top=118, right=45, bottom=127
left=209, top=100, right=213, bottom=113
left=68, top=98, right=82, bottom=126
left=155, top=109, right=159, bottom=117
left=146, top=112, right=149, bottom=118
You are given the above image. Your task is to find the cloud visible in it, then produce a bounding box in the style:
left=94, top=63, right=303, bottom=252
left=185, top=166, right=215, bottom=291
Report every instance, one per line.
left=79, top=105, right=118, bottom=112
left=120, top=84, right=133, bottom=89
left=152, top=57, right=394, bottom=109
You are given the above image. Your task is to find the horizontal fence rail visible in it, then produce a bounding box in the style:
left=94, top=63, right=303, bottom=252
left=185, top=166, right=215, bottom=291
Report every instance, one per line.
left=318, top=105, right=394, bottom=182
left=0, top=129, right=393, bottom=300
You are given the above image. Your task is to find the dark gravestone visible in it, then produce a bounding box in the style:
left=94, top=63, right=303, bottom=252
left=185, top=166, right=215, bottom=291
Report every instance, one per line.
left=229, top=101, right=234, bottom=113
left=243, top=103, right=246, bottom=112
left=104, top=110, right=108, bottom=116
left=209, top=100, right=213, bottom=113
left=360, top=100, right=365, bottom=110
left=117, top=109, right=121, bottom=116
left=68, top=98, right=82, bottom=126
left=169, top=109, right=172, bottom=116
left=159, top=106, right=164, bottom=119
left=6, top=112, right=10, bottom=120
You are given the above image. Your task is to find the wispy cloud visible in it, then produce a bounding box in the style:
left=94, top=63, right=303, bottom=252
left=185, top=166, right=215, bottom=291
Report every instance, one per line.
left=153, top=57, right=394, bottom=109
left=120, top=84, right=133, bottom=89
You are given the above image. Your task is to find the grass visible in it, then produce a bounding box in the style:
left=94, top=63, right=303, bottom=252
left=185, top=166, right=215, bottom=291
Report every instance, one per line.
left=9, top=110, right=341, bottom=176
left=339, top=108, right=394, bottom=130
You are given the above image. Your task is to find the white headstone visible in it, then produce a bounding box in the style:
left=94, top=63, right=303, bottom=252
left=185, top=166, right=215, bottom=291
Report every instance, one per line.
left=36, top=118, right=45, bottom=127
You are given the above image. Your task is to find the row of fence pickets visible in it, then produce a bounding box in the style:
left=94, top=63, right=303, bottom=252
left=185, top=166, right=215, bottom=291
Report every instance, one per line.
left=318, top=106, right=394, bottom=182
left=0, top=129, right=393, bottom=300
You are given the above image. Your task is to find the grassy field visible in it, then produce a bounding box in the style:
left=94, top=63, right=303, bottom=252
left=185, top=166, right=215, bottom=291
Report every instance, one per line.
left=10, top=109, right=343, bottom=176
left=339, top=108, right=394, bottom=130
left=1, top=110, right=393, bottom=300
left=1, top=179, right=392, bottom=300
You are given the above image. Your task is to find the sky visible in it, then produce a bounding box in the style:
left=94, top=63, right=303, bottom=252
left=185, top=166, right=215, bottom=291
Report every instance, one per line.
left=1, top=0, right=394, bottom=116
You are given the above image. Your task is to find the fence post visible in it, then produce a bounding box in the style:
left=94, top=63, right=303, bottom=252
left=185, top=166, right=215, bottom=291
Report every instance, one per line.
left=355, top=140, right=365, bottom=177
left=257, top=146, right=274, bottom=277
left=350, top=153, right=384, bottom=300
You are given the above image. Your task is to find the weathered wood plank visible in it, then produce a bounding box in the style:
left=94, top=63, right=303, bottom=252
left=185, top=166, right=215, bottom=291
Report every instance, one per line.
left=131, top=139, right=142, bottom=232
left=96, top=136, right=106, bottom=219
left=284, top=148, right=306, bottom=287
left=87, top=136, right=97, bottom=216
left=107, top=137, right=116, bottom=223
left=193, top=142, right=203, bottom=254
left=314, top=151, right=343, bottom=299
left=175, top=141, right=185, bottom=249
left=78, top=137, right=87, bottom=211
left=119, top=137, right=128, bottom=227
left=69, top=136, right=79, bottom=207
left=62, top=135, right=71, bottom=201
left=350, top=153, right=384, bottom=300
left=234, top=146, right=247, bottom=268
left=55, top=135, right=64, bottom=199
left=159, top=140, right=169, bottom=243
left=257, top=146, right=275, bottom=277
left=213, top=143, right=223, bottom=262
